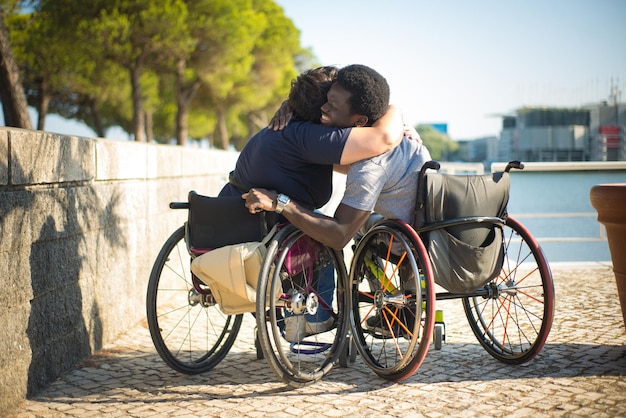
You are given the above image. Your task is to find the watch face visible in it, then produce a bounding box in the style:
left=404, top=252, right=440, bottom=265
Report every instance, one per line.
left=276, top=194, right=290, bottom=214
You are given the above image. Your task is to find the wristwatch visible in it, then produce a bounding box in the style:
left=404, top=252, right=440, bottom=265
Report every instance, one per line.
left=275, top=194, right=291, bottom=214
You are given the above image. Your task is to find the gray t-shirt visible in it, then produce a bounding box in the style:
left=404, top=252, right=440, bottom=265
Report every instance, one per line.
left=341, top=136, right=431, bottom=223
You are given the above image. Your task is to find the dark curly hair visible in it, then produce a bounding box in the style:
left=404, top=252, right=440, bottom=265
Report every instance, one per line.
left=288, top=66, right=339, bottom=122
left=335, top=64, right=390, bottom=126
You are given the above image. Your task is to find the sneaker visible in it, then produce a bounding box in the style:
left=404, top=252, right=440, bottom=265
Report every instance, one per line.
left=304, top=316, right=334, bottom=336
left=284, top=315, right=306, bottom=342
left=365, top=314, right=406, bottom=339
left=284, top=316, right=335, bottom=342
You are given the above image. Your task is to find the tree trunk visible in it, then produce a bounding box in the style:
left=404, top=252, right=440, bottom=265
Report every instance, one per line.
left=36, top=78, right=50, bottom=131
left=0, top=13, right=32, bottom=129
left=175, top=59, right=201, bottom=146
left=89, top=98, right=105, bottom=138
left=216, top=105, right=229, bottom=150
left=145, top=110, right=153, bottom=143
left=175, top=99, right=188, bottom=146
left=247, top=112, right=267, bottom=139
left=129, top=65, right=145, bottom=142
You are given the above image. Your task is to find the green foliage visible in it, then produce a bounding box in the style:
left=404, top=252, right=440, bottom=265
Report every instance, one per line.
left=6, top=0, right=308, bottom=146
left=0, top=0, right=25, bottom=13
left=416, top=124, right=459, bottom=161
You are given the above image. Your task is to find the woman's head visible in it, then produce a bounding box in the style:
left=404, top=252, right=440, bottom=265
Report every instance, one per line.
left=288, top=66, right=339, bottom=123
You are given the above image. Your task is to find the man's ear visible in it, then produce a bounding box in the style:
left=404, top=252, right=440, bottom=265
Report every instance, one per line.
left=354, top=115, right=369, bottom=127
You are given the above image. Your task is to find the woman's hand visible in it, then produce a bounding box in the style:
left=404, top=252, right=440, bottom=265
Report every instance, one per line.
left=268, top=100, right=293, bottom=131
left=242, top=188, right=278, bottom=213
left=403, top=124, right=422, bottom=143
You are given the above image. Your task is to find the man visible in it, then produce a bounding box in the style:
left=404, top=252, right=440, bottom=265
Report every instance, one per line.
left=242, top=71, right=432, bottom=338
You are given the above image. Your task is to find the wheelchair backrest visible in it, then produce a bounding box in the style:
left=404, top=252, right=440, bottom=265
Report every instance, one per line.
left=415, top=171, right=510, bottom=247
left=187, top=191, right=279, bottom=251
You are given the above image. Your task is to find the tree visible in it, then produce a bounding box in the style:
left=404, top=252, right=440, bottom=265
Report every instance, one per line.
left=189, top=0, right=267, bottom=149
left=85, top=0, right=192, bottom=142
left=183, top=0, right=302, bottom=149
left=0, top=6, right=31, bottom=128
left=15, top=0, right=133, bottom=138
left=416, top=124, right=458, bottom=161
left=234, top=0, right=300, bottom=141
left=3, top=0, right=304, bottom=147
left=7, top=10, right=74, bottom=130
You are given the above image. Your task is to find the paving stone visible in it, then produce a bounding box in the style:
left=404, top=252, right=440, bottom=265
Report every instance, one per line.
left=6, top=264, right=626, bottom=417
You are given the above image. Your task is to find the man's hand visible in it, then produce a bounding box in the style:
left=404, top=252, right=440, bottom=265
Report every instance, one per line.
left=268, top=100, right=293, bottom=131
left=242, top=188, right=278, bottom=213
left=403, top=124, right=422, bottom=144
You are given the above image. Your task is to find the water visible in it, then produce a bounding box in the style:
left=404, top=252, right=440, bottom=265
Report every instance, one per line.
left=506, top=169, right=624, bottom=263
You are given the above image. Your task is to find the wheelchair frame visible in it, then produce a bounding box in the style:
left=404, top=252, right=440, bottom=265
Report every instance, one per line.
left=146, top=160, right=555, bottom=386
left=146, top=202, right=351, bottom=387
left=348, top=161, right=555, bottom=380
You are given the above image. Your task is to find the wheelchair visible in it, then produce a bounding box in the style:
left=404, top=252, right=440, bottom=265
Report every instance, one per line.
left=146, top=191, right=350, bottom=386
left=348, top=160, right=555, bottom=381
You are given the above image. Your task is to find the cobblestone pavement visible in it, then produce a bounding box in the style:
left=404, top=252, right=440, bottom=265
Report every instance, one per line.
left=8, top=262, right=626, bottom=418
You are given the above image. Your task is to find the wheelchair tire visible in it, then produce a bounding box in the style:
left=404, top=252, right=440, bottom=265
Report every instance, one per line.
left=463, top=216, right=555, bottom=364
left=255, top=225, right=350, bottom=387
left=147, top=226, right=243, bottom=374
left=350, top=220, right=436, bottom=381
left=434, top=324, right=444, bottom=351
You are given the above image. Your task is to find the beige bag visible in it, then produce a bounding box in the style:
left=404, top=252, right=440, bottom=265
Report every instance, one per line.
left=190, top=225, right=277, bottom=314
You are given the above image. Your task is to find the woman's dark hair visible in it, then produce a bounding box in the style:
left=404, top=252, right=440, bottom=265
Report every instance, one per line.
left=336, top=64, right=390, bottom=126
left=288, top=66, right=338, bottom=122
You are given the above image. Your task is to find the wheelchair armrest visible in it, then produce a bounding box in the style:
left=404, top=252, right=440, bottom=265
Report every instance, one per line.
left=170, top=202, right=190, bottom=209
left=505, top=161, right=524, bottom=172
left=421, top=160, right=441, bottom=175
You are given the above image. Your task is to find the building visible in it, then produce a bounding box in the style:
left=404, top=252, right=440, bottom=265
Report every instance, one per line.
left=454, top=136, right=498, bottom=166
left=500, top=108, right=590, bottom=162
left=587, top=100, right=625, bottom=161
left=451, top=88, right=625, bottom=166
left=497, top=98, right=625, bottom=163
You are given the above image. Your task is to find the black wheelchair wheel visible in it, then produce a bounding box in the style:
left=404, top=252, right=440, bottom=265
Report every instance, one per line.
left=463, top=216, right=555, bottom=364
left=350, top=220, right=436, bottom=381
left=146, top=226, right=243, bottom=374
left=255, top=225, right=350, bottom=387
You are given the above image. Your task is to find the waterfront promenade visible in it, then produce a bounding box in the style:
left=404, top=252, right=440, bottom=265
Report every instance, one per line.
left=8, top=262, right=626, bottom=417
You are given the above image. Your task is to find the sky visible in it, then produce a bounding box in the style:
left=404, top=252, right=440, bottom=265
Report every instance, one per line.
left=275, top=0, right=626, bottom=139
left=6, top=0, right=626, bottom=141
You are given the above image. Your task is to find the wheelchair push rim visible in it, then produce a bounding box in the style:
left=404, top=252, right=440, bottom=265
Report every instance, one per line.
left=350, top=220, right=436, bottom=381
left=463, top=216, right=555, bottom=364
left=255, top=225, right=351, bottom=387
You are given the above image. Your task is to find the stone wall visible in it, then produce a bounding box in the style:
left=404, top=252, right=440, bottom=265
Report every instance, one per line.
left=0, top=127, right=238, bottom=413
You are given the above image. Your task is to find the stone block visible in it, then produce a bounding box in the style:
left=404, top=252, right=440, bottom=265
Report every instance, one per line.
left=180, top=148, right=238, bottom=177
left=147, top=143, right=183, bottom=179
left=0, top=189, right=35, bottom=308
left=11, top=130, right=95, bottom=185
left=0, top=306, right=30, bottom=414
left=96, top=139, right=147, bottom=180
left=0, top=129, right=7, bottom=185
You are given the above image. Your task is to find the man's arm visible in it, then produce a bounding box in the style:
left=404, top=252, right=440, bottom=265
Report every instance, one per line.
left=243, top=188, right=370, bottom=249
left=339, top=105, right=404, bottom=165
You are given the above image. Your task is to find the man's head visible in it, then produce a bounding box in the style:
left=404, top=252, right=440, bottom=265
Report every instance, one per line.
left=320, top=64, right=390, bottom=128
left=288, top=66, right=338, bottom=123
